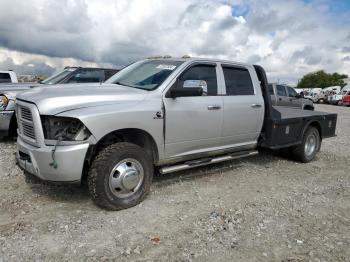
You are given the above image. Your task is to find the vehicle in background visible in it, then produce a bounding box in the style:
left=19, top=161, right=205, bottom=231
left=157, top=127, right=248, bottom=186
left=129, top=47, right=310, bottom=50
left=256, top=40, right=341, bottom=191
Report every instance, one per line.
left=304, top=88, right=322, bottom=102
left=0, top=67, right=119, bottom=138
left=268, top=83, right=314, bottom=110
left=15, top=57, right=336, bottom=210
left=342, top=91, right=350, bottom=106
left=295, top=88, right=311, bottom=95
left=0, top=71, right=18, bottom=84
left=315, top=86, right=341, bottom=104
left=329, top=84, right=350, bottom=105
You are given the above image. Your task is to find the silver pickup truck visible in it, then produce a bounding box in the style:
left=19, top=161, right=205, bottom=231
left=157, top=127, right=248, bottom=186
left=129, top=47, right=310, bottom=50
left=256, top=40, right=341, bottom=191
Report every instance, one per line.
left=15, top=57, right=337, bottom=210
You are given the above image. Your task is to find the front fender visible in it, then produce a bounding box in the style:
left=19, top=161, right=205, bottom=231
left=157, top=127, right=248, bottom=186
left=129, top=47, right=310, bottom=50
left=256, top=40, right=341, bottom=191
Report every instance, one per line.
left=57, top=99, right=165, bottom=160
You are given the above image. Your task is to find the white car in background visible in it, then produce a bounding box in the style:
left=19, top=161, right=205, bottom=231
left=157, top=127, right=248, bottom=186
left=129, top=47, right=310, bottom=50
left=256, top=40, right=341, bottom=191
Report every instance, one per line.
left=304, top=88, right=322, bottom=102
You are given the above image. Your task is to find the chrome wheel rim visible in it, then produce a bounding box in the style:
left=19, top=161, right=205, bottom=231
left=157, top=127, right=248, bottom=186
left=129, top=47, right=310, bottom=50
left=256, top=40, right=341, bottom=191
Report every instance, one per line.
left=304, top=133, right=317, bottom=157
left=109, top=158, right=144, bottom=198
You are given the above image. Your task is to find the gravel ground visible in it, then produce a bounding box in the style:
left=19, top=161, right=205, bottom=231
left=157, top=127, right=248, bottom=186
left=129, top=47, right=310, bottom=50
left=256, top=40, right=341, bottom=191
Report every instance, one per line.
left=0, top=104, right=349, bottom=261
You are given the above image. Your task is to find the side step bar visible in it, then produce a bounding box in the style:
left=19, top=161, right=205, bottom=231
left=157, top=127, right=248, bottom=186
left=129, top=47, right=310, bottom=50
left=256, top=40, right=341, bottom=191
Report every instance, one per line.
left=159, top=150, right=258, bottom=174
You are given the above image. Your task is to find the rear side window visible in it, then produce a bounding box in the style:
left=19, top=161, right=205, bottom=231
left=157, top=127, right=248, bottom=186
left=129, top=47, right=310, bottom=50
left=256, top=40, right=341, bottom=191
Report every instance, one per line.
left=0, top=73, right=11, bottom=83
left=67, top=70, right=105, bottom=83
left=179, top=65, right=218, bottom=96
left=222, top=66, right=254, bottom=95
left=268, top=84, right=274, bottom=95
left=276, top=85, right=287, bottom=96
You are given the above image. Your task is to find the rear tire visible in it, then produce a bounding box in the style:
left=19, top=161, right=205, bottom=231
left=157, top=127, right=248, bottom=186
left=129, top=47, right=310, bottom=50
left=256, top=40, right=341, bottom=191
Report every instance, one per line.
left=292, top=127, right=320, bottom=163
left=88, top=142, right=153, bottom=210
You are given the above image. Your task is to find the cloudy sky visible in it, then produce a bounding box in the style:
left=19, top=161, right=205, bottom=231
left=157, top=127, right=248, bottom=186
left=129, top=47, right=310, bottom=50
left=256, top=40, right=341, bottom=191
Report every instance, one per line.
left=0, top=0, right=349, bottom=85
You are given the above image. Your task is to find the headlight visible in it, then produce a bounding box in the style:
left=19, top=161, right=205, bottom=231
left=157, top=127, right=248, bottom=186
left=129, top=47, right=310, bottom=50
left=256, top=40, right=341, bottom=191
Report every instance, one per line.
left=41, top=116, right=91, bottom=141
left=0, top=95, right=9, bottom=110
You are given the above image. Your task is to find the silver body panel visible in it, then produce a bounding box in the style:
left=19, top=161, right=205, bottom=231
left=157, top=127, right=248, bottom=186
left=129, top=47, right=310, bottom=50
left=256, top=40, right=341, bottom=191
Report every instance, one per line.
left=16, top=58, right=265, bottom=182
left=0, top=110, right=14, bottom=136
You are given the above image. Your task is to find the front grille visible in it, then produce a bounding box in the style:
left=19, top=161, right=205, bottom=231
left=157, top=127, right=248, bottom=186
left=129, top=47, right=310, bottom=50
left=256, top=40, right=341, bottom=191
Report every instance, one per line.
left=20, top=106, right=33, bottom=121
left=22, top=123, right=36, bottom=139
left=17, top=104, right=37, bottom=144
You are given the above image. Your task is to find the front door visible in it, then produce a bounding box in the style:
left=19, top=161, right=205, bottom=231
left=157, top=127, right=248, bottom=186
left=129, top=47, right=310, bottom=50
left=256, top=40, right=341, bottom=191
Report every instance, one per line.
left=286, top=86, right=301, bottom=108
left=163, top=64, right=223, bottom=159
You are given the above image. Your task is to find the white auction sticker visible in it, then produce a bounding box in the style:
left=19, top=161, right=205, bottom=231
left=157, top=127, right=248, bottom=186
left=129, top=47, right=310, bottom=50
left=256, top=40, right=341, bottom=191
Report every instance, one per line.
left=156, top=64, right=176, bottom=70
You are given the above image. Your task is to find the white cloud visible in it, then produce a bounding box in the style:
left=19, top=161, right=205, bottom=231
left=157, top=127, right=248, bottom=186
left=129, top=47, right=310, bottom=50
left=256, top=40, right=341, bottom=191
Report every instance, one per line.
left=0, top=0, right=349, bottom=85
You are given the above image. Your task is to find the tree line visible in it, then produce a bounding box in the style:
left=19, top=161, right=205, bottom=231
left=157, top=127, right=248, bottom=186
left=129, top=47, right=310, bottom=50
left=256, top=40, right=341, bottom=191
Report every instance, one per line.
left=297, top=70, right=348, bottom=89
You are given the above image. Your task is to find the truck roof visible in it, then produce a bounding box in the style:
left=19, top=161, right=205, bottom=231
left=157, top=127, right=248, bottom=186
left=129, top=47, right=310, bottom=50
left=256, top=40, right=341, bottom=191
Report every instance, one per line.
left=145, top=56, right=252, bottom=67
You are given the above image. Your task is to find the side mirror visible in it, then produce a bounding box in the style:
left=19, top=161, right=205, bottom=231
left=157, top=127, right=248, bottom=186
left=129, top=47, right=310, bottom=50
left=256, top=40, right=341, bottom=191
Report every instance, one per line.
left=183, top=80, right=208, bottom=95
left=295, top=93, right=302, bottom=98
left=166, top=80, right=207, bottom=98
left=169, top=87, right=203, bottom=98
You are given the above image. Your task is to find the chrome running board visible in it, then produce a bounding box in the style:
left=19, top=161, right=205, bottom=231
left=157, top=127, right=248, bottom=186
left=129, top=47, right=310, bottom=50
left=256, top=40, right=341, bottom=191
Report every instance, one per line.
left=159, top=150, right=258, bottom=174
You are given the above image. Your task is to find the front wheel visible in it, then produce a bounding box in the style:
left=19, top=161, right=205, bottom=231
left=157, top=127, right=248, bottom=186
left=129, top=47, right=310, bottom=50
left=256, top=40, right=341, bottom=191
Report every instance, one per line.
left=292, top=127, right=320, bottom=163
left=88, top=142, right=153, bottom=210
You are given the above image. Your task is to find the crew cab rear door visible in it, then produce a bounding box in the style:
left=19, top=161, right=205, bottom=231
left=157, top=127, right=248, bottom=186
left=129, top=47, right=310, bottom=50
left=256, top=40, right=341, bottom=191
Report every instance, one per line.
left=163, top=63, right=223, bottom=159
left=219, top=64, right=264, bottom=147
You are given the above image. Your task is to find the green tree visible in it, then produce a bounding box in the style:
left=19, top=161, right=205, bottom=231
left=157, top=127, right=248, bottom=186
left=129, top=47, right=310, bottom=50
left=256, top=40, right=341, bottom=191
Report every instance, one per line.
left=297, top=70, right=348, bottom=89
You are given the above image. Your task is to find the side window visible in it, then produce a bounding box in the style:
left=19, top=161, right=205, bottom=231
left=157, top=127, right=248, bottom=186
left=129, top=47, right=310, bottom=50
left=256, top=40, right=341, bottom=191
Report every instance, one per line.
left=287, top=86, right=297, bottom=97
left=0, top=73, right=11, bottom=83
left=104, top=70, right=118, bottom=80
left=67, top=70, right=104, bottom=83
left=222, top=66, right=254, bottom=96
left=276, top=85, right=287, bottom=97
left=178, top=65, right=217, bottom=96
left=268, top=84, right=274, bottom=95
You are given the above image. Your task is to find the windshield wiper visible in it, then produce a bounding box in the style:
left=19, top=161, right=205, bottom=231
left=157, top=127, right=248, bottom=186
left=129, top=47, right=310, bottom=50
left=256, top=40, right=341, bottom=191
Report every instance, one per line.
left=114, top=81, right=149, bottom=91
left=114, top=81, right=134, bottom=88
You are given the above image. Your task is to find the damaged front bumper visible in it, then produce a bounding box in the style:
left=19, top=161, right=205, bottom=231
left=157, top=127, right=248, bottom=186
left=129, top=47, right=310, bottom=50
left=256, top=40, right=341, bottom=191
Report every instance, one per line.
left=16, top=136, right=89, bottom=183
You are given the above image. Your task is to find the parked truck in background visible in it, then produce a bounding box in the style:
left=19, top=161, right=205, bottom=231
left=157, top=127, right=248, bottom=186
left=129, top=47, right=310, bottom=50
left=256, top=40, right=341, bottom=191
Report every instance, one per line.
left=15, top=57, right=337, bottom=210
left=0, top=67, right=119, bottom=137
left=305, top=88, right=322, bottom=102
left=0, top=70, right=18, bottom=84
left=268, top=83, right=314, bottom=110
left=329, top=84, right=350, bottom=105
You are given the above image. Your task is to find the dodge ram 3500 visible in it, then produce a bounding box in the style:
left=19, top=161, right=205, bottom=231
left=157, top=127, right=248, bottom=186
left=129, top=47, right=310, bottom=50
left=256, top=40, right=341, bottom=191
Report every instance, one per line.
left=15, top=57, right=337, bottom=210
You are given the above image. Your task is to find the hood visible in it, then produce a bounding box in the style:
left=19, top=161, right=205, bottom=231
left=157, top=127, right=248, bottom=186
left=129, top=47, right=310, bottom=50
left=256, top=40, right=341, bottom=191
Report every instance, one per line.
left=16, top=83, right=148, bottom=115
left=0, top=82, right=40, bottom=93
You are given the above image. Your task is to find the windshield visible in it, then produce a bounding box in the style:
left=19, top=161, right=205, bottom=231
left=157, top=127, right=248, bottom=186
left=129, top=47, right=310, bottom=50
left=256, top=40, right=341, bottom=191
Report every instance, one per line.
left=106, top=60, right=184, bottom=90
left=42, top=68, right=75, bottom=85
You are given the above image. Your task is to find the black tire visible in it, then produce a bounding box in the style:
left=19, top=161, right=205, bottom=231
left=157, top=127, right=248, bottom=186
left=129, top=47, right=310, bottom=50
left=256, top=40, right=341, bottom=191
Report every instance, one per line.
left=88, top=142, right=153, bottom=210
left=292, top=127, right=320, bottom=163
left=303, top=105, right=314, bottom=111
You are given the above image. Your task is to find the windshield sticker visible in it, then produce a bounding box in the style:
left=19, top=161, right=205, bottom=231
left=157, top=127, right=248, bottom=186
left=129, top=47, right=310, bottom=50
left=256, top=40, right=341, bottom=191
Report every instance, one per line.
left=156, top=64, right=177, bottom=70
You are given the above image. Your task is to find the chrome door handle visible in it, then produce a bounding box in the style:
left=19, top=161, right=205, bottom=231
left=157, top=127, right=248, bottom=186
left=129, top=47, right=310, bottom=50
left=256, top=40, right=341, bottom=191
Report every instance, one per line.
left=207, top=105, right=221, bottom=110
left=251, top=104, right=262, bottom=108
